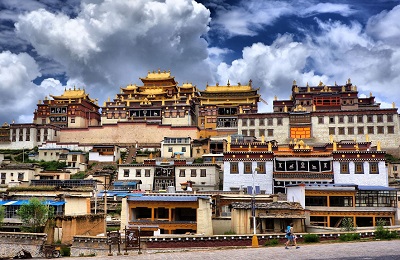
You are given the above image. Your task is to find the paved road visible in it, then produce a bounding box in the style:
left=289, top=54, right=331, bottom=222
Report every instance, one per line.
left=67, top=240, right=400, bottom=260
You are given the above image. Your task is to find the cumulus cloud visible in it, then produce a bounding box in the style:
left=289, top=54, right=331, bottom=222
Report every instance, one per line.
left=366, top=5, right=400, bottom=46
left=15, top=0, right=213, bottom=103
left=215, top=7, right=400, bottom=112
left=0, top=51, right=64, bottom=123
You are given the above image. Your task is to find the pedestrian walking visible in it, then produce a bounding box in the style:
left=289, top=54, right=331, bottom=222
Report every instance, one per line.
left=285, top=223, right=300, bottom=249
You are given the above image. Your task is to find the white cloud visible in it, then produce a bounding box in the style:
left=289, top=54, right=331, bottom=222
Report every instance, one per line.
left=215, top=8, right=400, bottom=112
left=0, top=51, right=64, bottom=123
left=211, top=1, right=355, bottom=38
left=15, top=0, right=214, bottom=100
left=366, top=5, right=400, bottom=46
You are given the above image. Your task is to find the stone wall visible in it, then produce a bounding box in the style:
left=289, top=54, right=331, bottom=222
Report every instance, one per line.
left=59, top=122, right=198, bottom=145
left=0, top=232, right=47, bottom=258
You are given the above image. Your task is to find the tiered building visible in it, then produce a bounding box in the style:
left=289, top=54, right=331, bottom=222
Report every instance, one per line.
left=34, top=87, right=100, bottom=128
left=239, top=79, right=400, bottom=154
left=101, top=70, right=198, bottom=126
left=197, top=80, right=260, bottom=138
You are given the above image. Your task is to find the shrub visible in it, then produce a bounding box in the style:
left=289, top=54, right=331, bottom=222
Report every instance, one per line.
left=264, top=238, right=279, bottom=246
left=341, top=217, right=356, bottom=232
left=303, top=234, right=320, bottom=243
left=375, top=219, right=398, bottom=240
left=223, top=230, right=236, bottom=235
left=339, top=233, right=360, bottom=242
left=60, top=246, right=71, bottom=257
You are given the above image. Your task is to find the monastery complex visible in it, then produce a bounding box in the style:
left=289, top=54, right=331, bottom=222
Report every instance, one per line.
left=0, top=69, right=399, bottom=238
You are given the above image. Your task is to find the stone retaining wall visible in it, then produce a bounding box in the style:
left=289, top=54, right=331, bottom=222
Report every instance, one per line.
left=0, top=232, right=47, bottom=258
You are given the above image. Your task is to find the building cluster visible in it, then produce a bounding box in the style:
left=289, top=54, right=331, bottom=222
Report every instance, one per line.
left=0, top=70, right=399, bottom=240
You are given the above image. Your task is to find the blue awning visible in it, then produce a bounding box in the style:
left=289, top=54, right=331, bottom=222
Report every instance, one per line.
left=0, top=200, right=65, bottom=206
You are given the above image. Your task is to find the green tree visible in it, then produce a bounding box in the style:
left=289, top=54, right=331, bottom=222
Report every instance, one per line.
left=17, top=198, right=54, bottom=232
left=0, top=205, right=5, bottom=227
left=341, top=217, right=356, bottom=231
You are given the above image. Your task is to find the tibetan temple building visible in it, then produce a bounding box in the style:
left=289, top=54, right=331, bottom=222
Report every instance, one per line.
left=33, top=86, right=101, bottom=128
left=101, top=70, right=198, bottom=127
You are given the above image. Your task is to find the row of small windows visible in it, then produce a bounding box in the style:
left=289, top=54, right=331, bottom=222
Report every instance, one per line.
left=329, top=126, right=395, bottom=135
left=242, top=129, right=274, bottom=137
left=1, top=172, right=24, bottom=183
left=168, top=147, right=187, bottom=152
left=122, top=169, right=208, bottom=178
left=11, top=128, right=55, bottom=142
left=230, top=162, right=266, bottom=174
left=340, top=162, right=379, bottom=174
left=321, top=114, right=394, bottom=124
left=242, top=118, right=283, bottom=127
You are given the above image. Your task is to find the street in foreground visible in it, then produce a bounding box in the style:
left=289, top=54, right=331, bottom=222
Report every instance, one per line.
left=67, top=240, right=400, bottom=260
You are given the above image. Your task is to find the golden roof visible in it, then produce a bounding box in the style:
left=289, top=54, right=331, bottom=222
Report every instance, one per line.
left=180, top=82, right=194, bottom=88
left=50, top=86, right=97, bottom=103
left=204, top=84, right=252, bottom=92
left=143, top=69, right=172, bottom=80
left=140, top=88, right=166, bottom=95
left=124, top=84, right=138, bottom=90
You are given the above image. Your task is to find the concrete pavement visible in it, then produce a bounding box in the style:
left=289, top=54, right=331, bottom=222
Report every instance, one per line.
left=66, top=240, right=400, bottom=260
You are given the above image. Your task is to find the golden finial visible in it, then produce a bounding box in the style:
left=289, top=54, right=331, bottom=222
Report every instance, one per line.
left=312, top=104, right=316, bottom=111
left=248, top=143, right=251, bottom=152
left=342, top=86, right=345, bottom=92
left=377, top=141, right=381, bottom=151
left=366, top=134, right=369, bottom=142
left=268, top=142, right=272, bottom=152
left=370, top=92, right=372, bottom=97
left=293, top=80, right=297, bottom=85
left=227, top=79, right=230, bottom=86
left=212, top=156, right=215, bottom=164
left=261, top=135, right=265, bottom=143
left=393, top=102, right=395, bottom=108
left=330, top=135, right=333, bottom=143
left=318, top=81, right=324, bottom=86
left=239, top=107, right=243, bottom=114
left=274, top=95, right=277, bottom=101
left=227, top=135, right=231, bottom=152
left=249, top=79, right=252, bottom=86
left=355, top=143, right=359, bottom=151
left=333, top=141, right=337, bottom=151
left=284, top=105, right=288, bottom=112
left=107, top=97, right=110, bottom=102
left=347, top=78, right=351, bottom=84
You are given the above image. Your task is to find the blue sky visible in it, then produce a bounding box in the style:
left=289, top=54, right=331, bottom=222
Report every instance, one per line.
left=1, top=0, right=400, bottom=124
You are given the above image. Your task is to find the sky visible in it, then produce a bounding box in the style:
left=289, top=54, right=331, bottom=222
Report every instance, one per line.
left=1, top=0, right=400, bottom=124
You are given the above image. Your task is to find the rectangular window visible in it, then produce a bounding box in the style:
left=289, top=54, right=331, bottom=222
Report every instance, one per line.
left=338, top=127, right=345, bottom=135
left=329, top=116, right=335, bottom=124
left=377, top=115, right=383, bottom=123
left=329, top=127, right=335, bottom=135
left=242, top=119, right=247, bottom=126
left=387, top=114, right=393, bottom=122
left=191, top=169, right=196, bottom=177
left=145, top=169, right=150, bottom=177
left=18, top=172, right=24, bottom=180
left=370, top=162, right=379, bottom=174
left=277, top=118, right=282, bottom=125
left=387, top=126, right=394, bottom=134
left=367, top=115, right=374, bottom=123
left=249, top=119, right=255, bottom=126
left=267, top=118, right=273, bottom=126
left=244, top=162, right=252, bottom=174
left=249, top=129, right=255, bottom=137
left=259, top=129, right=265, bottom=137
left=200, top=169, right=206, bottom=177
left=123, top=169, right=129, bottom=177
left=168, top=147, right=173, bottom=152
left=357, top=115, right=363, bottom=123
left=348, top=127, right=354, bottom=135
left=242, top=130, right=248, bottom=136
left=181, top=147, right=186, bottom=152
left=1, top=173, right=6, bottom=179
left=357, top=126, right=364, bottom=134
left=267, top=129, right=273, bottom=137
left=377, top=126, right=384, bottom=134
left=318, top=117, right=324, bottom=124
left=367, top=126, right=374, bottom=134
left=259, top=119, right=264, bottom=126
left=179, top=169, right=185, bottom=177
left=340, top=162, right=349, bottom=174
left=338, top=116, right=344, bottom=123
left=256, top=162, right=265, bottom=174
left=347, top=116, right=354, bottom=123
left=136, top=169, right=141, bottom=177
left=230, top=162, right=238, bottom=174
left=355, top=162, right=364, bottom=174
